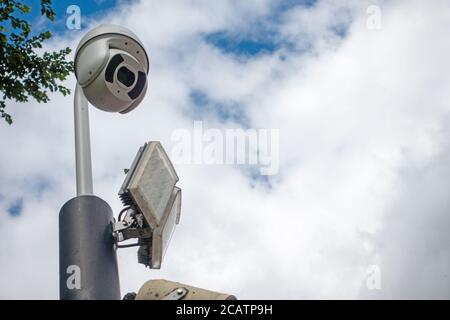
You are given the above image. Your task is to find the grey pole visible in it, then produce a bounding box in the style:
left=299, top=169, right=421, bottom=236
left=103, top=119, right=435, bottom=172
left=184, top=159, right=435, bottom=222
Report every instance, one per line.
left=58, top=84, right=121, bottom=300
left=74, top=83, right=93, bottom=196
left=59, top=196, right=120, bottom=300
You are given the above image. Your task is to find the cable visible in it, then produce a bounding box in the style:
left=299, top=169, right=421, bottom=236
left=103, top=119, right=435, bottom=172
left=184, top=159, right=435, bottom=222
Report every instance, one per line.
left=116, top=242, right=140, bottom=248
left=118, top=206, right=131, bottom=221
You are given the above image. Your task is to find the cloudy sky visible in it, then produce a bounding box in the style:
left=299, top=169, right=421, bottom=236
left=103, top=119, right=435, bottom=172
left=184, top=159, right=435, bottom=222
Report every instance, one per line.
left=1, top=0, right=450, bottom=299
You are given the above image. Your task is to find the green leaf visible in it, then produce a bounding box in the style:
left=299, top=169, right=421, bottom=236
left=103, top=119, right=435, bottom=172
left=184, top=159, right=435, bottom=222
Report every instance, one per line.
left=0, top=0, right=74, bottom=125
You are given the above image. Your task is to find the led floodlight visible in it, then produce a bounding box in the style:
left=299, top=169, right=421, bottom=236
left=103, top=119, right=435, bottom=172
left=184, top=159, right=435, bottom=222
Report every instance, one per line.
left=113, top=142, right=182, bottom=269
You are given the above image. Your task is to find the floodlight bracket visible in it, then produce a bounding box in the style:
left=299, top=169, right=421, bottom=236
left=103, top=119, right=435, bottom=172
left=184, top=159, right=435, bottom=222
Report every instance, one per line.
left=112, top=207, right=151, bottom=243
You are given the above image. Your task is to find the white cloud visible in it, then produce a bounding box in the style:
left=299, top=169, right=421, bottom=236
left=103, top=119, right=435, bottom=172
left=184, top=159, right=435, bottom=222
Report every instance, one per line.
left=1, top=0, right=449, bottom=299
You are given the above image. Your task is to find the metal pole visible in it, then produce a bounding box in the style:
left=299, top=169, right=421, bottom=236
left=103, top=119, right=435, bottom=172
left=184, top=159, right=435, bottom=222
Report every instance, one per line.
left=74, top=83, right=93, bottom=196
left=59, top=195, right=121, bottom=300
left=58, top=85, right=121, bottom=300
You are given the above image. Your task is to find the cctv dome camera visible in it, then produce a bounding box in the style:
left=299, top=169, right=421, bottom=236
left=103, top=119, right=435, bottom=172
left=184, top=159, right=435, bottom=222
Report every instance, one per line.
left=74, top=24, right=149, bottom=113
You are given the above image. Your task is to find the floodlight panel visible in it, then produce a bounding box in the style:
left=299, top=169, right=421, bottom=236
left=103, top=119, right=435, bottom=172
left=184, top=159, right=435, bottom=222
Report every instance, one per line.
left=161, top=187, right=181, bottom=256
left=129, top=142, right=179, bottom=228
left=150, top=187, right=181, bottom=269
left=119, top=144, right=146, bottom=196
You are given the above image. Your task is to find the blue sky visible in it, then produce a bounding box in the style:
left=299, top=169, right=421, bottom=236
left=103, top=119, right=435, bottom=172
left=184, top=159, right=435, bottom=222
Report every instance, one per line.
left=18, top=0, right=131, bottom=34
left=16, top=0, right=318, bottom=56
left=7, top=198, right=23, bottom=217
left=204, top=0, right=317, bottom=57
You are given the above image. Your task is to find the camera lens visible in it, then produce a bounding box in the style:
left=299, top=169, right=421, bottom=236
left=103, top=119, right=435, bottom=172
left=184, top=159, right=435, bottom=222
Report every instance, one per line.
left=128, top=71, right=146, bottom=99
left=105, top=54, right=124, bottom=83
left=117, top=66, right=135, bottom=87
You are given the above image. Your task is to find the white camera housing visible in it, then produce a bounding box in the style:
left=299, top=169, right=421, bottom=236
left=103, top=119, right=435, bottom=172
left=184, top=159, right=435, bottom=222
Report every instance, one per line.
left=74, top=24, right=149, bottom=113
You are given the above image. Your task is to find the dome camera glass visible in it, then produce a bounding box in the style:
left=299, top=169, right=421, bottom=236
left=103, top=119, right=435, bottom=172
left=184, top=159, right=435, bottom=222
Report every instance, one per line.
left=117, top=66, right=135, bottom=87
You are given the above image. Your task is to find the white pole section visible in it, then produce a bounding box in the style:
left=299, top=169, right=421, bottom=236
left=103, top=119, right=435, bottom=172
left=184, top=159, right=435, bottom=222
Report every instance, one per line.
left=74, top=83, right=93, bottom=195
